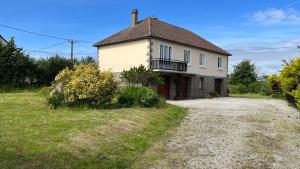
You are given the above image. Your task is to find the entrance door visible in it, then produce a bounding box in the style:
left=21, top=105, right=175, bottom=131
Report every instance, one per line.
left=215, top=79, right=223, bottom=95
left=157, top=76, right=170, bottom=99
left=181, top=77, right=189, bottom=99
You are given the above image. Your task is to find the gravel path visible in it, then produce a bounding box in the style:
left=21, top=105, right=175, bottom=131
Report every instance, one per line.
left=151, top=98, right=300, bottom=169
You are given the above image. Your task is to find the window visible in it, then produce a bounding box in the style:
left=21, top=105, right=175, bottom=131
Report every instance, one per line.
left=218, top=57, right=223, bottom=69
left=160, top=44, right=172, bottom=60
left=199, top=53, right=205, bottom=66
left=160, top=45, right=164, bottom=59
left=199, top=77, right=204, bottom=90
left=184, top=50, right=190, bottom=64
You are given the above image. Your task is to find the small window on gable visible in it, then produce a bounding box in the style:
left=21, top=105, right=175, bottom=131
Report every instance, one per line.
left=184, top=50, right=190, bottom=64
left=199, top=77, right=204, bottom=90
left=218, top=57, right=223, bottom=69
left=199, top=53, right=205, bottom=65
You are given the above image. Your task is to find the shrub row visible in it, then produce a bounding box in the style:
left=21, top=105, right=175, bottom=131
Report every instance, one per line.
left=47, top=64, right=165, bottom=109
left=118, top=86, right=163, bottom=107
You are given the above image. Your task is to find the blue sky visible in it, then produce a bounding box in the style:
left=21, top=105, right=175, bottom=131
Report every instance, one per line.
left=1, top=0, right=300, bottom=75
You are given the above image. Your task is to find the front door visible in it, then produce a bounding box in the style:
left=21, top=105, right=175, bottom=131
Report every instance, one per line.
left=181, top=77, right=189, bottom=99
left=215, top=79, right=222, bottom=95
left=157, top=76, right=170, bottom=99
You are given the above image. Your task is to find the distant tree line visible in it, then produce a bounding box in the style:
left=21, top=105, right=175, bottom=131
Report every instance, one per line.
left=229, top=54, right=300, bottom=109
left=0, top=38, right=96, bottom=88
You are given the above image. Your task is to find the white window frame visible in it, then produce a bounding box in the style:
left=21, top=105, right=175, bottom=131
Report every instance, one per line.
left=217, top=57, right=223, bottom=69
left=160, top=44, right=173, bottom=60
left=199, top=53, right=206, bottom=67
left=184, top=49, right=191, bottom=65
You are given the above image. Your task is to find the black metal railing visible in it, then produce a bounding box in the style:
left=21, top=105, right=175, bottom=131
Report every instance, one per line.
left=150, top=59, right=187, bottom=71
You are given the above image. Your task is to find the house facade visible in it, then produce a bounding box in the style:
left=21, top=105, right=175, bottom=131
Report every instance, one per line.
left=94, top=9, right=231, bottom=99
left=0, top=35, right=8, bottom=45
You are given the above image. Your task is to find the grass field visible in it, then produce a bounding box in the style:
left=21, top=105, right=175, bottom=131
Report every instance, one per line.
left=0, top=91, right=187, bottom=169
left=229, top=93, right=273, bottom=99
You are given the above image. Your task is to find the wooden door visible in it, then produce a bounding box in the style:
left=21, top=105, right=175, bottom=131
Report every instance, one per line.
left=181, top=77, right=189, bottom=99
left=215, top=79, right=222, bottom=95
left=157, top=76, right=170, bottom=99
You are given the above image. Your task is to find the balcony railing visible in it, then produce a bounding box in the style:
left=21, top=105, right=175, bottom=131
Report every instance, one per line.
left=150, top=59, right=187, bottom=72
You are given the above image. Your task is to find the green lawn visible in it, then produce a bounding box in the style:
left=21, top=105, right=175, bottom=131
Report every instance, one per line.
left=229, top=93, right=273, bottom=99
left=0, top=92, right=187, bottom=169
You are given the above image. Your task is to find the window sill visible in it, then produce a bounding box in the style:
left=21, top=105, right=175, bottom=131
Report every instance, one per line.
left=217, top=68, right=223, bottom=71
left=199, top=65, right=206, bottom=69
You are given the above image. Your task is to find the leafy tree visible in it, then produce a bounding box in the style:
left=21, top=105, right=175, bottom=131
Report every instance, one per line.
left=35, top=55, right=74, bottom=85
left=121, top=65, right=163, bottom=87
left=279, top=57, right=300, bottom=107
left=78, top=56, right=96, bottom=65
left=229, top=60, right=257, bottom=85
left=0, top=38, right=37, bottom=87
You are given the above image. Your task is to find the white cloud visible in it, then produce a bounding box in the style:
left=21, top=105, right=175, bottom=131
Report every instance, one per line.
left=252, top=8, right=300, bottom=25
left=226, top=38, right=300, bottom=76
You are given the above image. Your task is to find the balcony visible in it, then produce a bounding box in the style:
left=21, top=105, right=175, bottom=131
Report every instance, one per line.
left=150, top=59, right=187, bottom=72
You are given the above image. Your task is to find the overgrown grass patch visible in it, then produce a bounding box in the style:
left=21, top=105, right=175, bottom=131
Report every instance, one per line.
left=0, top=92, right=187, bottom=169
left=229, top=93, right=273, bottom=99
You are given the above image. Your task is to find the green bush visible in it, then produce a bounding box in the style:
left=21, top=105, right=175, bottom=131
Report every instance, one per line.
left=121, top=65, right=163, bottom=87
left=229, top=81, right=273, bottom=95
left=118, top=86, right=161, bottom=107
left=37, top=87, right=52, bottom=97
left=228, top=84, right=250, bottom=94
left=279, top=58, right=300, bottom=108
left=48, top=64, right=118, bottom=108
left=47, top=90, right=65, bottom=109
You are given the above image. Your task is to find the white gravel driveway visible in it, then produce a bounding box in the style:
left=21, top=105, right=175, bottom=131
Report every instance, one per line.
left=151, top=98, right=300, bottom=169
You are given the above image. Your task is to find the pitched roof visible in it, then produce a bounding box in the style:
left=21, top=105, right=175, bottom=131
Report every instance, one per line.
left=94, top=17, right=231, bottom=56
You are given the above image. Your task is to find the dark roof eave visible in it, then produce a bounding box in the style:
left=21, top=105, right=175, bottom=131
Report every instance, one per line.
left=149, top=36, right=232, bottom=56
left=93, top=35, right=231, bottom=56
left=93, top=36, right=150, bottom=47
left=0, top=35, right=8, bottom=43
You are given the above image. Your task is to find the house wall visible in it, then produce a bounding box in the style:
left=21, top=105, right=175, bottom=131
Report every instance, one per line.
left=189, top=75, right=228, bottom=98
left=151, top=38, right=228, bottom=77
left=98, top=39, right=149, bottom=72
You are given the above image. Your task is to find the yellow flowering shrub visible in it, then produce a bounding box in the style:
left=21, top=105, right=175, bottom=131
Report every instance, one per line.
left=279, top=58, right=300, bottom=108
left=50, top=64, right=117, bottom=107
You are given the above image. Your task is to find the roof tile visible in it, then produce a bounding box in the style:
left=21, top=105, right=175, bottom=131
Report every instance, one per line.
left=94, top=18, right=231, bottom=56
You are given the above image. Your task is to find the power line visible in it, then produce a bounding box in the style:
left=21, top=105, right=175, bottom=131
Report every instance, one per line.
left=39, top=41, right=69, bottom=50
left=0, top=23, right=96, bottom=61
left=25, top=48, right=96, bottom=56
left=226, top=46, right=297, bottom=52
left=0, top=24, right=94, bottom=44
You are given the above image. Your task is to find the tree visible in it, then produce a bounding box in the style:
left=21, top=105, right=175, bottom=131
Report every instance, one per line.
left=279, top=57, right=300, bottom=107
left=35, top=55, right=74, bottom=86
left=0, top=38, right=37, bottom=87
left=78, top=56, right=96, bottom=64
left=229, top=60, right=257, bottom=85
left=121, top=65, right=163, bottom=87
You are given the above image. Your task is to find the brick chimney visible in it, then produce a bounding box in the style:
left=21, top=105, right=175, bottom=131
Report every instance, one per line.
left=131, top=9, right=138, bottom=27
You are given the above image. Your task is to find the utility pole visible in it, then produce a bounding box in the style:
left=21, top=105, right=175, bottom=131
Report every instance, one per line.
left=70, top=40, right=74, bottom=62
